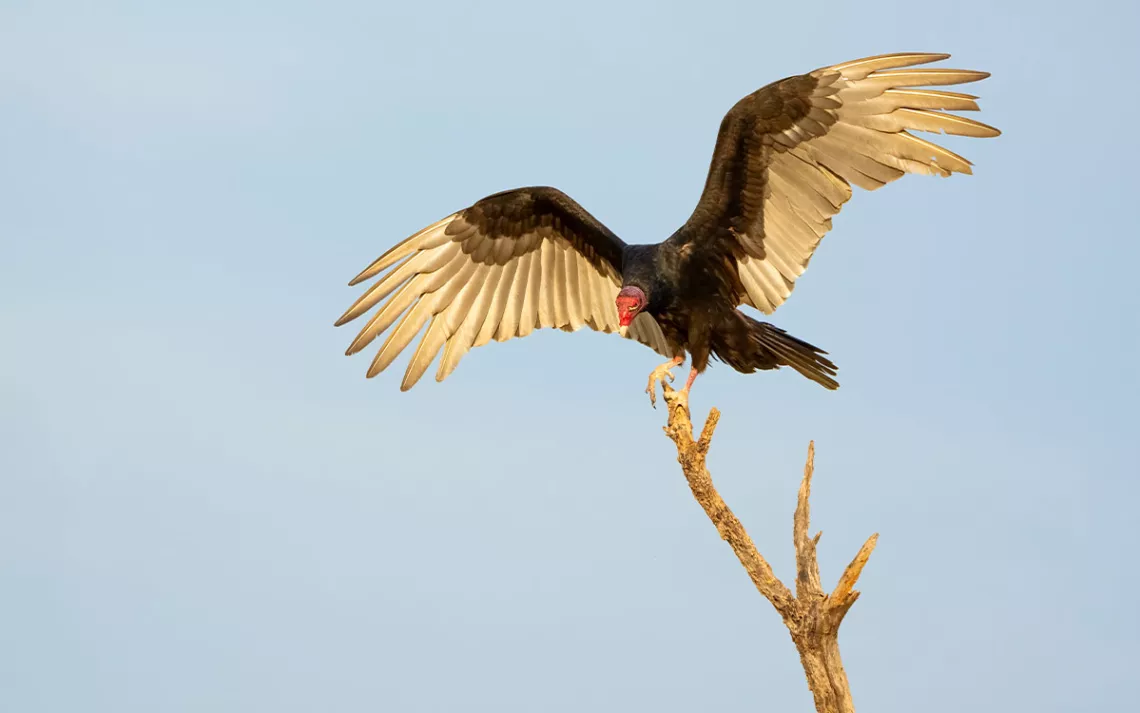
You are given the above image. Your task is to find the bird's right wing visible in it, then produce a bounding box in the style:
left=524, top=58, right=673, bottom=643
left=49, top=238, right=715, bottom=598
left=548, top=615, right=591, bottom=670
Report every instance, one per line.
left=336, top=186, right=675, bottom=390
left=672, top=52, right=1000, bottom=313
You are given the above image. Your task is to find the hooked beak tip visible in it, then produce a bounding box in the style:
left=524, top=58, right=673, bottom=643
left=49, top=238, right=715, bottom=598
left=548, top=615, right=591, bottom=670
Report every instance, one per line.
left=618, top=325, right=630, bottom=338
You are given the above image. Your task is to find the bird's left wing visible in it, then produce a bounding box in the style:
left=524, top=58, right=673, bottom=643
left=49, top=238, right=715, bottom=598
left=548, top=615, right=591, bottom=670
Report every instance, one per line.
left=671, top=52, right=1000, bottom=313
left=336, top=186, right=674, bottom=389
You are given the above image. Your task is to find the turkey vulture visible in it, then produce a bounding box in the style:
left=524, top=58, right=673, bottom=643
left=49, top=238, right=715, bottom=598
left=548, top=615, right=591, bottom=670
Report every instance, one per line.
left=336, top=52, right=999, bottom=404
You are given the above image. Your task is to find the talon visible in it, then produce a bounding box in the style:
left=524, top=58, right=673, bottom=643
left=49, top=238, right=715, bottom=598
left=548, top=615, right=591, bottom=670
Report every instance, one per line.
left=645, top=356, right=684, bottom=408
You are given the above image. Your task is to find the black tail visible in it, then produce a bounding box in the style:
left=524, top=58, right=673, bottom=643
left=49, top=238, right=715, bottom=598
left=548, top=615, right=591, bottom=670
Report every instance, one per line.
left=714, top=314, right=840, bottom=390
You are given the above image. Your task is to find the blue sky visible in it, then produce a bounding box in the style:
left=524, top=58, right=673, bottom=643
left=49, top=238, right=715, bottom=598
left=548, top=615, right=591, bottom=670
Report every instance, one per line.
left=2, top=1, right=1138, bottom=711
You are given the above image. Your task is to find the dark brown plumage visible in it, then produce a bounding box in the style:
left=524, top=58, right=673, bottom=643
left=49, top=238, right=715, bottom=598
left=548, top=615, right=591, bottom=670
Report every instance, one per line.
left=335, top=52, right=999, bottom=401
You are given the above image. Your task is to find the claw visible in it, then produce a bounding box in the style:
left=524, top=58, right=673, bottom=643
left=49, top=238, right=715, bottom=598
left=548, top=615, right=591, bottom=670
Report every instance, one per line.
left=645, top=357, right=683, bottom=408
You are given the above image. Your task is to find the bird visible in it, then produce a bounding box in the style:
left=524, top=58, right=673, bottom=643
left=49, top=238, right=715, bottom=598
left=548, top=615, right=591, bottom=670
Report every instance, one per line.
left=335, top=52, right=999, bottom=406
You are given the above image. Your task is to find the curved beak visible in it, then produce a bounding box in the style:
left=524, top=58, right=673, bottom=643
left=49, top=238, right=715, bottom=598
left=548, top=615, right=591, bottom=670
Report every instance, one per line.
left=618, top=325, right=630, bottom=338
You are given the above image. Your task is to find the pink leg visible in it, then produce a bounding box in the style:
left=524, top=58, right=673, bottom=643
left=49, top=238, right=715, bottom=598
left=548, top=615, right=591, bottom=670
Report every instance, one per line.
left=681, top=366, right=699, bottom=393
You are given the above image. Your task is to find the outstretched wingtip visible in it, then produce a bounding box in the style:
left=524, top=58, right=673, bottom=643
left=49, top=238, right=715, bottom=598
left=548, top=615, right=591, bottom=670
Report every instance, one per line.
left=347, top=270, right=372, bottom=287
left=827, top=52, right=952, bottom=76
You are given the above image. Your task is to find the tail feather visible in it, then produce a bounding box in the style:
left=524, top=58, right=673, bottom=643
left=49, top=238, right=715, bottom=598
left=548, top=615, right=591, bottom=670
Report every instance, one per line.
left=715, top=314, right=839, bottom=390
left=757, top=323, right=840, bottom=390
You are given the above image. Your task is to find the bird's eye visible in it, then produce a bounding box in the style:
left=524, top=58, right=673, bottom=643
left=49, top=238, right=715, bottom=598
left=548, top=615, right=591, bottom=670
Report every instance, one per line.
left=627, top=305, right=637, bottom=312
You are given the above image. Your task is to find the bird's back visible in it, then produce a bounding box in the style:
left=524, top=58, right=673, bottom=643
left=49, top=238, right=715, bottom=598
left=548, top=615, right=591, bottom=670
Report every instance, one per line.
left=622, top=236, right=744, bottom=324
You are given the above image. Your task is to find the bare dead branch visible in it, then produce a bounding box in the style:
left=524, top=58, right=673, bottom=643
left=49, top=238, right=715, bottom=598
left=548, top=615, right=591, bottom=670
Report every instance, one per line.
left=830, top=534, right=879, bottom=615
left=661, top=387, right=794, bottom=616
left=659, top=384, right=877, bottom=713
left=793, top=442, right=824, bottom=600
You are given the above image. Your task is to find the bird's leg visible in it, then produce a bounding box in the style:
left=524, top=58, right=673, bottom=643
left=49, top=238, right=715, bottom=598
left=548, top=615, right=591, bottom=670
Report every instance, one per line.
left=681, top=366, right=699, bottom=394
left=646, top=356, right=684, bottom=408
left=666, top=367, right=702, bottom=410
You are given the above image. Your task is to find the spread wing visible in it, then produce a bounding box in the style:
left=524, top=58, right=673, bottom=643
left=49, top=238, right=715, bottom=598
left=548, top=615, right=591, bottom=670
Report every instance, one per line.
left=336, top=186, right=675, bottom=389
left=671, top=52, right=1001, bottom=313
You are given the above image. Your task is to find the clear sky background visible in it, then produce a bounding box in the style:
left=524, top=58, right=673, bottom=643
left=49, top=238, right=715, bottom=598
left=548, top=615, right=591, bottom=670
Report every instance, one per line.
left=2, top=1, right=1138, bottom=711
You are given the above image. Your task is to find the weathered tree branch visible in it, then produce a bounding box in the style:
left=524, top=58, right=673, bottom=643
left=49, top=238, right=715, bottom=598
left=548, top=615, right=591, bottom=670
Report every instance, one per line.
left=660, top=385, right=878, bottom=713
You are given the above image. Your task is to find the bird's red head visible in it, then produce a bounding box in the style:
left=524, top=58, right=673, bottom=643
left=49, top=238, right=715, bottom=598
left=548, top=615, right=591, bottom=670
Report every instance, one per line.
left=616, top=285, right=647, bottom=327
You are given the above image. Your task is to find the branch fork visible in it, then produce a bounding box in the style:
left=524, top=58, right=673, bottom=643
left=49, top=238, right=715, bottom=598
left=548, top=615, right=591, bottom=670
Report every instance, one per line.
left=660, top=384, right=878, bottom=713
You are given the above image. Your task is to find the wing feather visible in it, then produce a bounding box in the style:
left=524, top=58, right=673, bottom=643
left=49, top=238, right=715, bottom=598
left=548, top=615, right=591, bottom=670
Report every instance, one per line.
left=551, top=241, right=569, bottom=327
left=473, top=259, right=519, bottom=348
left=336, top=239, right=463, bottom=325
left=368, top=259, right=479, bottom=378
left=519, top=246, right=543, bottom=337
left=402, top=315, right=448, bottom=390
left=537, top=238, right=557, bottom=329
left=561, top=245, right=583, bottom=331
left=347, top=270, right=445, bottom=356
left=338, top=187, right=674, bottom=388
left=673, top=52, right=999, bottom=314
left=401, top=263, right=492, bottom=388
left=348, top=215, right=458, bottom=286
left=494, top=250, right=531, bottom=342
left=437, top=263, right=504, bottom=380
